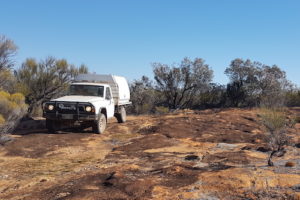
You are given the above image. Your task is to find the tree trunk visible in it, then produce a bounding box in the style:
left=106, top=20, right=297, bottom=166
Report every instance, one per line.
left=268, top=151, right=276, bottom=166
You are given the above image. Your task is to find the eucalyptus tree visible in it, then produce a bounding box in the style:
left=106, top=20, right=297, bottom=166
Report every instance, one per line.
left=153, top=57, right=213, bottom=109
left=16, top=57, right=89, bottom=116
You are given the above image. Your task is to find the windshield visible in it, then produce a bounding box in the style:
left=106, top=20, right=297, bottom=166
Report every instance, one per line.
left=69, top=85, right=104, bottom=97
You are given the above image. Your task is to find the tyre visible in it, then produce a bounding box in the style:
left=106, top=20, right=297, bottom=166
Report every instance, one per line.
left=115, top=106, right=126, bottom=123
left=93, top=113, right=107, bottom=134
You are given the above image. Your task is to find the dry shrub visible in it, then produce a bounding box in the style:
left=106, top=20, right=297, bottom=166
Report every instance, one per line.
left=0, top=90, right=27, bottom=135
left=0, top=69, right=17, bottom=93
left=138, top=125, right=159, bottom=134
left=260, top=107, right=295, bottom=166
left=295, top=116, right=300, bottom=123
left=260, top=108, right=286, bottom=132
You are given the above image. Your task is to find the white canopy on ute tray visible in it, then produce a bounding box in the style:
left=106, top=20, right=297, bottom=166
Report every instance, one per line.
left=74, top=74, right=131, bottom=106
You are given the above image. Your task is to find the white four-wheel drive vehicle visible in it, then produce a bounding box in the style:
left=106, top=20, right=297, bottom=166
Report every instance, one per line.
left=43, top=74, right=131, bottom=133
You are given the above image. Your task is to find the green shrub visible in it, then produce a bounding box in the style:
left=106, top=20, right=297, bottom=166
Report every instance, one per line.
left=10, top=93, right=25, bottom=104
left=155, top=106, right=169, bottom=114
left=0, top=90, right=10, bottom=99
left=0, top=114, right=5, bottom=125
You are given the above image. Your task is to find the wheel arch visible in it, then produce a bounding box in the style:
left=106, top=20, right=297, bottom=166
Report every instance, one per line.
left=99, top=107, right=107, bottom=118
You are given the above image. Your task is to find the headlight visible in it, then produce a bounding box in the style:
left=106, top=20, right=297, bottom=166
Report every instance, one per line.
left=85, top=106, right=92, bottom=112
left=48, top=104, right=54, bottom=111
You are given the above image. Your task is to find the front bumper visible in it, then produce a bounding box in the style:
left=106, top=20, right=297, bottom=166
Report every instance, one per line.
left=43, top=101, right=96, bottom=121
left=43, top=113, right=97, bottom=121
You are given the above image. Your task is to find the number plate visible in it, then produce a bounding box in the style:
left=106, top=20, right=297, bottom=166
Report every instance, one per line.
left=62, top=114, right=73, bottom=119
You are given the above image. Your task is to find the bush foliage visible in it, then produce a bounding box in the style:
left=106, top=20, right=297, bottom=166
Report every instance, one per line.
left=286, top=90, right=300, bottom=107
left=0, top=90, right=27, bottom=134
left=130, top=57, right=299, bottom=114
left=153, top=57, right=213, bottom=109
left=260, top=107, right=295, bottom=166
left=155, top=106, right=169, bottom=114
left=16, top=57, right=88, bottom=116
left=2, top=34, right=300, bottom=119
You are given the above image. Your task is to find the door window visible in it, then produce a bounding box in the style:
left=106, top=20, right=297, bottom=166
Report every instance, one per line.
left=105, top=87, right=111, bottom=100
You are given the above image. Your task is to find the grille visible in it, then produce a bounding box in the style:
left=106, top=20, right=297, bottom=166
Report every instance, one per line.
left=56, top=102, right=84, bottom=114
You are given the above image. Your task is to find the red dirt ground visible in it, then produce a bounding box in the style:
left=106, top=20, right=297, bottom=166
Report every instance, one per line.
left=0, top=108, right=299, bottom=200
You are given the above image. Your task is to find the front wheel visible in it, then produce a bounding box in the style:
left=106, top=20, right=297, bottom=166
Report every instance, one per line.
left=93, top=113, right=107, bottom=134
left=115, top=106, right=126, bottom=123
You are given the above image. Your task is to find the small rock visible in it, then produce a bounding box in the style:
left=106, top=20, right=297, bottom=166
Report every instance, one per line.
left=285, top=161, right=296, bottom=167
left=216, top=143, right=238, bottom=150
left=241, top=146, right=252, bottom=150
left=0, top=135, right=13, bottom=145
left=243, top=116, right=255, bottom=122
left=254, top=139, right=262, bottom=143
left=185, top=155, right=199, bottom=161
left=0, top=175, right=9, bottom=179
left=55, top=192, right=71, bottom=199
left=193, top=162, right=209, bottom=168
left=256, top=146, right=270, bottom=152
left=103, top=181, right=113, bottom=187
left=251, top=129, right=261, bottom=134
left=292, top=184, right=300, bottom=192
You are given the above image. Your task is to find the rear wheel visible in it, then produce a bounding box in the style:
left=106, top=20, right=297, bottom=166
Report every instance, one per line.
left=93, top=113, right=107, bottom=134
left=115, top=106, right=126, bottom=123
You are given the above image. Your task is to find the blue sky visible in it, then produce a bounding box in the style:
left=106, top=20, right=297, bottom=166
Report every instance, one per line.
left=1, top=0, right=299, bottom=86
